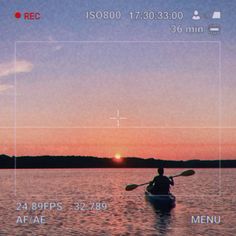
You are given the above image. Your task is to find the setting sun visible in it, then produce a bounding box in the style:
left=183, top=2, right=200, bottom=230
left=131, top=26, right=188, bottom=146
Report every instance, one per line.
left=114, top=153, right=122, bottom=162
left=114, top=153, right=122, bottom=160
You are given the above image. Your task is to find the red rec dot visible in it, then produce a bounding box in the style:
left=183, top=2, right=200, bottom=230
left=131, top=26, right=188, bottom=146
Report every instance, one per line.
left=15, top=12, right=21, bottom=19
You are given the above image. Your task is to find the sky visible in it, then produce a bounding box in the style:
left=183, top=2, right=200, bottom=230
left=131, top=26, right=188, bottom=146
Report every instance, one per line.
left=0, top=0, right=236, bottom=159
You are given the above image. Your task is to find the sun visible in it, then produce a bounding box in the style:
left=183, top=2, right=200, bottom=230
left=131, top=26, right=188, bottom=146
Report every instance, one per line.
left=115, top=153, right=121, bottom=159
left=114, top=153, right=122, bottom=161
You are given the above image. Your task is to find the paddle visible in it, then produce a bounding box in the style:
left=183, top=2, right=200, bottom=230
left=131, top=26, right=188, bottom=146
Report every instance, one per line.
left=125, top=169, right=195, bottom=191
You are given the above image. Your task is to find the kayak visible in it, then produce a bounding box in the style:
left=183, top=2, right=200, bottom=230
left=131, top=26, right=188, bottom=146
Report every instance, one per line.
left=145, top=191, right=176, bottom=209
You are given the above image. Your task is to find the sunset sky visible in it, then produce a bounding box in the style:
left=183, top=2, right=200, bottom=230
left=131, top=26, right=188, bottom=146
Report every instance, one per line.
left=0, top=0, right=235, bottom=159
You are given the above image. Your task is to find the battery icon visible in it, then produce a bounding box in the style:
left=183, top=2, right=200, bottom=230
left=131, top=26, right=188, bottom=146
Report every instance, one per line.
left=208, top=25, right=221, bottom=34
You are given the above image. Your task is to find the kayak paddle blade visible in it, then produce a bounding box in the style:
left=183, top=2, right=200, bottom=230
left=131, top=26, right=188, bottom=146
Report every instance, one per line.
left=180, top=169, right=195, bottom=176
left=125, top=184, right=139, bottom=191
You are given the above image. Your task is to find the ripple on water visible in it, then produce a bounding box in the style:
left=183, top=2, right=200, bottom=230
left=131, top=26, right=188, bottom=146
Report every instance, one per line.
left=0, top=169, right=235, bottom=235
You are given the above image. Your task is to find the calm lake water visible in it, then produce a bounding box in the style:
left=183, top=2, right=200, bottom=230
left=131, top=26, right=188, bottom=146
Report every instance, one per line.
left=0, top=169, right=235, bottom=236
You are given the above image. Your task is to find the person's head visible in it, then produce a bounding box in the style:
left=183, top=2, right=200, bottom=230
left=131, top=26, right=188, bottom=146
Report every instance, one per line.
left=158, top=167, right=164, bottom=176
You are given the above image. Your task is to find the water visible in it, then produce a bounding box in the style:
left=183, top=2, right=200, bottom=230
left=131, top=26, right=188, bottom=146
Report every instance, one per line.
left=0, top=169, right=235, bottom=235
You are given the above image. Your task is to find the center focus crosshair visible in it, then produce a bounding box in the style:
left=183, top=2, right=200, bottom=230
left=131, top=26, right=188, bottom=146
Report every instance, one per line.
left=109, top=110, right=127, bottom=128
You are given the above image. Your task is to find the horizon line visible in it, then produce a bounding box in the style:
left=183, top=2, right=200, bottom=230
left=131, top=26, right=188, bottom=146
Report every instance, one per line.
left=1, top=154, right=235, bottom=161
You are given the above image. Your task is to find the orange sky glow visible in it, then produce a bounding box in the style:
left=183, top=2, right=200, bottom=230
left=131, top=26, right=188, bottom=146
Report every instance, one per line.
left=0, top=128, right=235, bottom=160
left=0, top=43, right=235, bottom=160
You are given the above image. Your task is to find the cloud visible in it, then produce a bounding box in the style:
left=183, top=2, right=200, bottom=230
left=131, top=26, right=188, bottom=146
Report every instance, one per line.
left=0, top=60, right=33, bottom=79
left=0, top=60, right=33, bottom=93
left=0, top=84, right=13, bottom=92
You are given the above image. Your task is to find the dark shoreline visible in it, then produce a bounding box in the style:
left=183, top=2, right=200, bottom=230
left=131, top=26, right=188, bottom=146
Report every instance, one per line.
left=1, top=154, right=236, bottom=168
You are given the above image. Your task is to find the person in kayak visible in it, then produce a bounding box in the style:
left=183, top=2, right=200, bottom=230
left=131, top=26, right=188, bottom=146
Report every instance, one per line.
left=147, top=167, right=174, bottom=195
